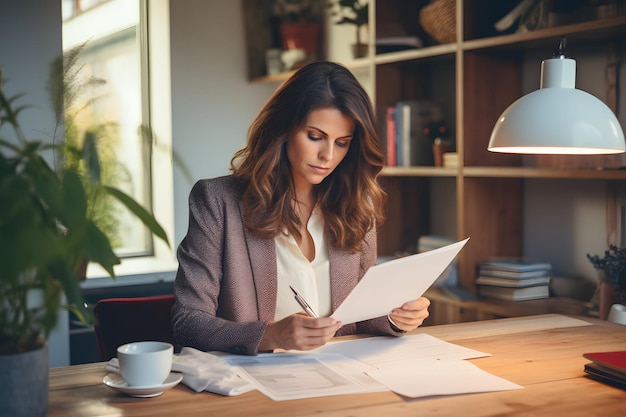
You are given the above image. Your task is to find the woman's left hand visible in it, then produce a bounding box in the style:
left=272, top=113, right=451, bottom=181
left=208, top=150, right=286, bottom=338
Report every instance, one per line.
left=388, top=296, right=431, bottom=332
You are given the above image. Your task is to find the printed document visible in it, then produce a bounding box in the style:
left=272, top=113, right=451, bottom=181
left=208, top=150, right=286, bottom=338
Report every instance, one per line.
left=224, top=332, right=521, bottom=401
left=331, top=238, right=469, bottom=324
left=225, top=353, right=385, bottom=401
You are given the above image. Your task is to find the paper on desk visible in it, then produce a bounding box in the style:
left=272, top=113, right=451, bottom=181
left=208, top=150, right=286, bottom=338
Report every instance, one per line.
left=224, top=333, right=516, bottom=401
left=331, top=238, right=469, bottom=324
left=315, top=333, right=490, bottom=368
left=225, top=353, right=385, bottom=401
left=365, top=359, right=523, bottom=398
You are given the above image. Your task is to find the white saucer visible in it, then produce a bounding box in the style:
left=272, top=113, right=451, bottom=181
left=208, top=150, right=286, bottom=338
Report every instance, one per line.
left=103, top=372, right=183, bottom=398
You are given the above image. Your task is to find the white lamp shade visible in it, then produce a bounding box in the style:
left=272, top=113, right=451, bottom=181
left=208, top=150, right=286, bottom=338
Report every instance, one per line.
left=488, top=56, right=625, bottom=155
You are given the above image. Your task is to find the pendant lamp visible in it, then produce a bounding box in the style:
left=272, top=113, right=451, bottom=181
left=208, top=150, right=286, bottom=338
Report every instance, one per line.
left=488, top=38, right=625, bottom=155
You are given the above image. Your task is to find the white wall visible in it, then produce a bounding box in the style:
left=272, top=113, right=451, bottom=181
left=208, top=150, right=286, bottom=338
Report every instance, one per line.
left=0, top=0, right=70, bottom=367
left=169, top=0, right=277, bottom=245
left=0, top=0, right=62, bottom=145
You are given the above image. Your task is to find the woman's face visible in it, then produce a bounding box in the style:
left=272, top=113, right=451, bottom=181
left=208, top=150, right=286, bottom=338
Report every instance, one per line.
left=287, top=107, right=355, bottom=192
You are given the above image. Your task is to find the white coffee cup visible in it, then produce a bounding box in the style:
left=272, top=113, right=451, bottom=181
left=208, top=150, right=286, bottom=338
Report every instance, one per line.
left=117, top=341, right=173, bottom=387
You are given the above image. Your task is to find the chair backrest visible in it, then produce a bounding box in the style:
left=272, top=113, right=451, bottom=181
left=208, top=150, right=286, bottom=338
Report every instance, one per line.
left=93, top=294, right=177, bottom=361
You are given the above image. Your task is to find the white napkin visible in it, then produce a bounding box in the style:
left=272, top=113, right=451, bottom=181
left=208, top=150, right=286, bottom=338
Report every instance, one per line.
left=105, top=347, right=255, bottom=396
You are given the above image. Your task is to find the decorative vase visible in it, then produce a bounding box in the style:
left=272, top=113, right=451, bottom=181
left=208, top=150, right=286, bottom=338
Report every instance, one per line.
left=0, top=344, right=49, bottom=417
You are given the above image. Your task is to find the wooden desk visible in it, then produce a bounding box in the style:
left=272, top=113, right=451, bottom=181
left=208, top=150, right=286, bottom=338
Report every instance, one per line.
left=48, top=314, right=626, bottom=416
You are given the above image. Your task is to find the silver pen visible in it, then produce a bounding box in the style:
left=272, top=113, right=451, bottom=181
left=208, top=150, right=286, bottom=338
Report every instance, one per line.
left=289, top=286, right=318, bottom=318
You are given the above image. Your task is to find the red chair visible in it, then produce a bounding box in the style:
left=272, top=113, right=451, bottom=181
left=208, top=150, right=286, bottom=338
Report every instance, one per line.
left=93, top=294, right=178, bottom=361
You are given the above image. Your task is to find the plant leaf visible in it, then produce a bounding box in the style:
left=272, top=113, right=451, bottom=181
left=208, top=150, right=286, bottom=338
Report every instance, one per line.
left=103, top=185, right=170, bottom=247
left=47, top=260, right=90, bottom=327
left=82, top=221, right=120, bottom=276
left=61, top=169, right=88, bottom=228
left=82, top=131, right=101, bottom=183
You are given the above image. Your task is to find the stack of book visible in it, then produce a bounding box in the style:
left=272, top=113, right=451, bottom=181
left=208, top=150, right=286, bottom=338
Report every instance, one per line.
left=475, top=259, right=552, bottom=301
left=583, top=350, right=626, bottom=390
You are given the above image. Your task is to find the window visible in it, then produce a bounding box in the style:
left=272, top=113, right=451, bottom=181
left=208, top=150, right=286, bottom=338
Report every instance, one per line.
left=62, top=0, right=175, bottom=278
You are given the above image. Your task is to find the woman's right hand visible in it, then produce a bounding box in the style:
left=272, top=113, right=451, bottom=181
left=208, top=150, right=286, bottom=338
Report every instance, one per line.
left=259, top=314, right=342, bottom=352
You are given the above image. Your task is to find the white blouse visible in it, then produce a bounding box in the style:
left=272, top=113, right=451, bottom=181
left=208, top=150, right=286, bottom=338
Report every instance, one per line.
left=274, top=207, right=331, bottom=321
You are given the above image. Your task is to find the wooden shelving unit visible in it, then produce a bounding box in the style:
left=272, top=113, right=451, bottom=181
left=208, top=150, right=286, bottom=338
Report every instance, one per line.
left=245, top=1, right=626, bottom=295
left=370, top=1, right=626, bottom=293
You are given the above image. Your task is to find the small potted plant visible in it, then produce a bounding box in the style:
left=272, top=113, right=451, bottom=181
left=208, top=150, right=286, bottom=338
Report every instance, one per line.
left=587, top=245, right=626, bottom=320
left=273, top=0, right=323, bottom=67
left=328, top=0, right=369, bottom=59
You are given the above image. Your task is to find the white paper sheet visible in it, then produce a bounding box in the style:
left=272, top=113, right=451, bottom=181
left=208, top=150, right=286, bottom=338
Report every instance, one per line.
left=315, top=333, right=490, bottom=368
left=365, top=359, right=523, bottom=398
left=331, top=238, right=469, bottom=324
left=221, top=332, right=521, bottom=401
left=225, top=353, right=384, bottom=401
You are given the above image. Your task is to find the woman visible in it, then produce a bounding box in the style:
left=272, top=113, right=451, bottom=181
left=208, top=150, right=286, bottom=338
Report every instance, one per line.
left=172, top=61, right=429, bottom=355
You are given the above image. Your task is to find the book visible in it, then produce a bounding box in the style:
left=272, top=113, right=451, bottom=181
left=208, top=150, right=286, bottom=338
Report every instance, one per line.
left=477, top=284, right=549, bottom=301
left=583, top=351, right=626, bottom=391
left=475, top=275, right=551, bottom=288
left=418, top=235, right=457, bottom=252
left=584, top=362, right=626, bottom=390
left=583, top=351, right=626, bottom=374
left=397, top=103, right=411, bottom=166
left=375, top=36, right=423, bottom=53
left=477, top=268, right=551, bottom=280
left=479, top=259, right=552, bottom=273
left=394, top=101, right=439, bottom=166
left=386, top=105, right=396, bottom=166
left=418, top=235, right=458, bottom=286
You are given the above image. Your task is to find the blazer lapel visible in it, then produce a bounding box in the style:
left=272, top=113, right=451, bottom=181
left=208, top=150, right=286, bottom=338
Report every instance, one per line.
left=242, top=222, right=278, bottom=322
left=329, top=245, right=361, bottom=312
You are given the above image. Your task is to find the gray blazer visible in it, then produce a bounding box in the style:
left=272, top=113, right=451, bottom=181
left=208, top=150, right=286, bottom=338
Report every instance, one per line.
left=172, top=175, right=401, bottom=355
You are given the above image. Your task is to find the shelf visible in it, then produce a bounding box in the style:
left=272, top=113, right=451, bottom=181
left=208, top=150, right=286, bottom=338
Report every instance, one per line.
left=381, top=166, right=626, bottom=180
left=463, top=167, right=626, bottom=180
left=463, top=16, right=626, bottom=52
left=381, top=166, right=458, bottom=177
left=374, top=44, right=457, bottom=65
left=248, top=57, right=371, bottom=84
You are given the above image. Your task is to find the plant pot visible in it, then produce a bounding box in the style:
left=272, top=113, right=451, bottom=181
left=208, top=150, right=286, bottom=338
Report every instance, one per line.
left=352, top=43, right=368, bottom=59
left=0, top=344, right=48, bottom=417
left=279, top=21, right=321, bottom=61
left=599, top=281, right=617, bottom=321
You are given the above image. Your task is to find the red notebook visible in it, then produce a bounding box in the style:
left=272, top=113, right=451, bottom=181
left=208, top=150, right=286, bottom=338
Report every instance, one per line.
left=583, top=351, right=626, bottom=374
left=583, top=351, right=626, bottom=390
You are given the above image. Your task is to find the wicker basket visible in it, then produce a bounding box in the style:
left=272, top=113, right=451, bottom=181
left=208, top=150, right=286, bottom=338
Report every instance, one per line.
left=419, top=0, right=456, bottom=44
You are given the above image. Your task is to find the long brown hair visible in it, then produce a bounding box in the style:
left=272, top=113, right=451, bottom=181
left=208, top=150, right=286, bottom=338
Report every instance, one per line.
left=231, top=61, right=386, bottom=252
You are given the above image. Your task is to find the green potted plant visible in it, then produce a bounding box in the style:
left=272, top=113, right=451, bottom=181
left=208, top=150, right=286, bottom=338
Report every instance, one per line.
left=0, top=73, right=169, bottom=416
left=587, top=245, right=626, bottom=320
left=328, top=0, right=369, bottom=58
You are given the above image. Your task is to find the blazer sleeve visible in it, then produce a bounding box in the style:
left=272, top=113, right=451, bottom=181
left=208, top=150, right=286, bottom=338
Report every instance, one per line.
left=172, top=178, right=268, bottom=355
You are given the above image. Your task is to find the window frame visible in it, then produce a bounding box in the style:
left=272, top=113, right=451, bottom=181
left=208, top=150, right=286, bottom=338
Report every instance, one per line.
left=80, top=0, right=176, bottom=284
